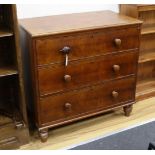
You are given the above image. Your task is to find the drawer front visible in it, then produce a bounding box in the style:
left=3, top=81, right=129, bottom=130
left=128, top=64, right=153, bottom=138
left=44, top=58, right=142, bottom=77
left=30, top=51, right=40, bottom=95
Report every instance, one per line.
left=38, top=50, right=138, bottom=96
left=39, top=76, right=135, bottom=125
left=35, top=27, right=139, bottom=65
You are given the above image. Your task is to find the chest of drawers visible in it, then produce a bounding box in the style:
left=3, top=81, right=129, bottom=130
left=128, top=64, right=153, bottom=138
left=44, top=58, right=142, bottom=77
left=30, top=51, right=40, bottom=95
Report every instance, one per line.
left=19, top=11, right=142, bottom=142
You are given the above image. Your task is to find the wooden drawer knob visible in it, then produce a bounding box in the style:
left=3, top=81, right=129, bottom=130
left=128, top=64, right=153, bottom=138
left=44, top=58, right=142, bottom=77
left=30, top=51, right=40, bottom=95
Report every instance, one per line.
left=60, top=46, right=71, bottom=54
left=112, top=91, right=119, bottom=99
left=114, top=38, right=121, bottom=47
left=64, top=74, right=71, bottom=82
left=64, top=103, right=72, bottom=110
left=113, top=65, right=120, bottom=73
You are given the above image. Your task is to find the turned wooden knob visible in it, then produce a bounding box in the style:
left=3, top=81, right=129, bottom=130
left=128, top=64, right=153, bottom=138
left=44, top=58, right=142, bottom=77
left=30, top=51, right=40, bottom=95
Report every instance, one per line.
left=64, top=103, right=72, bottom=110
left=112, top=91, right=119, bottom=99
left=64, top=74, right=71, bottom=82
left=60, top=46, right=71, bottom=54
left=114, top=38, right=121, bottom=47
left=113, top=65, right=120, bottom=73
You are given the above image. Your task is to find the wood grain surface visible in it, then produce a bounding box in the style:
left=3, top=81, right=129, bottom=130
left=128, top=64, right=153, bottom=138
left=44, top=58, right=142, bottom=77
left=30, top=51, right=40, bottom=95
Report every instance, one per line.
left=19, top=10, right=142, bottom=37
left=20, top=10, right=142, bottom=142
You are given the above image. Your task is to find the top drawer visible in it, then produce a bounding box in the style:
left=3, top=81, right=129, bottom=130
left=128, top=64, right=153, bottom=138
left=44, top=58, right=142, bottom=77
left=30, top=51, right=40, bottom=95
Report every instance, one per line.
left=35, top=27, right=140, bottom=66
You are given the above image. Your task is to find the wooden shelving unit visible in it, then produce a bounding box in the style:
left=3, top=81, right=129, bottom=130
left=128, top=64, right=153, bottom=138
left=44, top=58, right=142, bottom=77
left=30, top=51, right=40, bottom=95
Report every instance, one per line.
left=0, top=5, right=29, bottom=149
left=0, top=115, right=13, bottom=127
left=136, top=78, right=155, bottom=101
left=139, top=50, right=155, bottom=63
left=0, top=29, right=13, bottom=37
left=0, top=67, right=18, bottom=77
left=120, top=4, right=155, bottom=101
left=142, top=26, right=155, bottom=35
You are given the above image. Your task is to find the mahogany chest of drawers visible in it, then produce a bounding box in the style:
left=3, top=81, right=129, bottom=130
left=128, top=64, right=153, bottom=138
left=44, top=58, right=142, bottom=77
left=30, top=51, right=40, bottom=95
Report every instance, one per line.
left=19, top=11, right=142, bottom=142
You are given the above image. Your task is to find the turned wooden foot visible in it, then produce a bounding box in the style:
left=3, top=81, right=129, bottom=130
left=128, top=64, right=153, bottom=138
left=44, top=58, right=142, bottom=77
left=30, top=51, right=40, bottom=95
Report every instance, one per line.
left=123, top=105, right=133, bottom=117
left=39, top=129, right=48, bottom=142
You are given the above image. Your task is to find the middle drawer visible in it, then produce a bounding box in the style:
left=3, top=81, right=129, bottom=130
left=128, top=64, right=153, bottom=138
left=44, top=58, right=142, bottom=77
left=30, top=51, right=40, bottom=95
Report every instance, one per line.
left=38, top=50, right=138, bottom=96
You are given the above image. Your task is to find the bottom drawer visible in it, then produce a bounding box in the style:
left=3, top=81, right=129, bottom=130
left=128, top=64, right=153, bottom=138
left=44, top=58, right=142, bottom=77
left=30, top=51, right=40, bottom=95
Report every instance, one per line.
left=39, top=76, right=136, bottom=126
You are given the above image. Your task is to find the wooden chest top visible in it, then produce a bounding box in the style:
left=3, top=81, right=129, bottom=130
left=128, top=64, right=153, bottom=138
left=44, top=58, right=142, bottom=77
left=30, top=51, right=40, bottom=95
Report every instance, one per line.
left=19, top=10, right=142, bottom=37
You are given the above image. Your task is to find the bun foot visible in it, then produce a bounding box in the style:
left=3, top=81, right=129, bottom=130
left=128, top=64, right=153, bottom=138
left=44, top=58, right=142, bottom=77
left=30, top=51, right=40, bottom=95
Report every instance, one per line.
left=123, top=105, right=133, bottom=117
left=39, top=129, right=48, bottom=142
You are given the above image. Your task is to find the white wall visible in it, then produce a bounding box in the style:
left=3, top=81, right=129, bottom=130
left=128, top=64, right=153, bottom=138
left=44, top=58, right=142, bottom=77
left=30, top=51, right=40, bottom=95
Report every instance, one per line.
left=17, top=4, right=119, bottom=19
